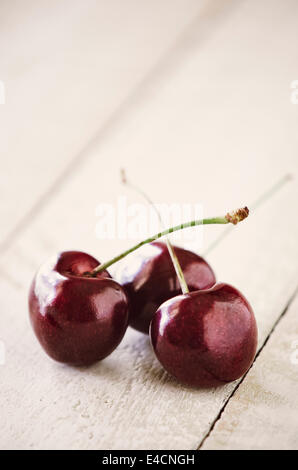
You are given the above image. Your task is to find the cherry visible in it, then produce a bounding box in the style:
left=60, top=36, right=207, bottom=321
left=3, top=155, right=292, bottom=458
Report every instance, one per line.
left=150, top=283, right=257, bottom=388
left=29, top=251, right=129, bottom=366
left=116, top=241, right=216, bottom=334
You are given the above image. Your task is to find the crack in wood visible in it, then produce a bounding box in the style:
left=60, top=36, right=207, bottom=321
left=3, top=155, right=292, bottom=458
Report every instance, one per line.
left=197, top=283, right=298, bottom=450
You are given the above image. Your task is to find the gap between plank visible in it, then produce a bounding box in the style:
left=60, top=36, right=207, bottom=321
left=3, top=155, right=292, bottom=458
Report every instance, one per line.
left=197, top=283, right=298, bottom=450
left=0, top=0, right=242, bottom=254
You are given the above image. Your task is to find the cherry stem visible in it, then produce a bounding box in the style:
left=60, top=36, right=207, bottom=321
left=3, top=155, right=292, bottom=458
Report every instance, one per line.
left=91, top=207, right=249, bottom=275
left=120, top=168, right=189, bottom=294
left=203, top=174, right=292, bottom=256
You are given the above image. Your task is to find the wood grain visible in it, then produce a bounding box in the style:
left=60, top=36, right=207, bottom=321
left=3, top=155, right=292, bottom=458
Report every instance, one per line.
left=0, top=0, right=209, bottom=244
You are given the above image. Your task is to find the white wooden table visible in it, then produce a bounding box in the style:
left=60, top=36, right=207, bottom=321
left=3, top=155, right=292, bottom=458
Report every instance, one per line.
left=0, top=0, right=298, bottom=450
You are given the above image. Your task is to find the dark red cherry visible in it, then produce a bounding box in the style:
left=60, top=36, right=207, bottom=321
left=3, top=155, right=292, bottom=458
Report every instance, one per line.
left=116, top=242, right=216, bottom=334
left=150, top=283, right=257, bottom=388
left=29, top=251, right=129, bottom=366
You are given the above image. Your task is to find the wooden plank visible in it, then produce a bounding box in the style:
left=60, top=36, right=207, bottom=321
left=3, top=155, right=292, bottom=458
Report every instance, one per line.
left=0, top=0, right=209, bottom=244
left=1, top=182, right=297, bottom=450
left=0, top=0, right=298, bottom=449
left=201, top=290, right=298, bottom=450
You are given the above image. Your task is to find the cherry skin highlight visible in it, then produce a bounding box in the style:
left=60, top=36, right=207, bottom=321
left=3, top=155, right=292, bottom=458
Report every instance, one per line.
left=150, top=283, right=257, bottom=388
left=115, top=242, right=216, bottom=334
left=29, top=251, right=129, bottom=366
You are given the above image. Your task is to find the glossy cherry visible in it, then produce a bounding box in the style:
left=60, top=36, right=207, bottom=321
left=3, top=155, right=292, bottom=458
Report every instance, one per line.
left=115, top=242, right=216, bottom=334
left=150, top=283, right=257, bottom=388
left=29, top=251, right=129, bottom=366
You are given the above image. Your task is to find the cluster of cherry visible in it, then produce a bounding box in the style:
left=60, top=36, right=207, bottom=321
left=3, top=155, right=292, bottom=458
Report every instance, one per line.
left=28, top=202, right=257, bottom=389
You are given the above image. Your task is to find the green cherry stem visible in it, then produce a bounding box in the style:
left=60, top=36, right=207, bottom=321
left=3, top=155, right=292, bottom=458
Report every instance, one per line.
left=91, top=207, right=249, bottom=275
left=120, top=168, right=189, bottom=294
left=203, top=174, right=292, bottom=256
